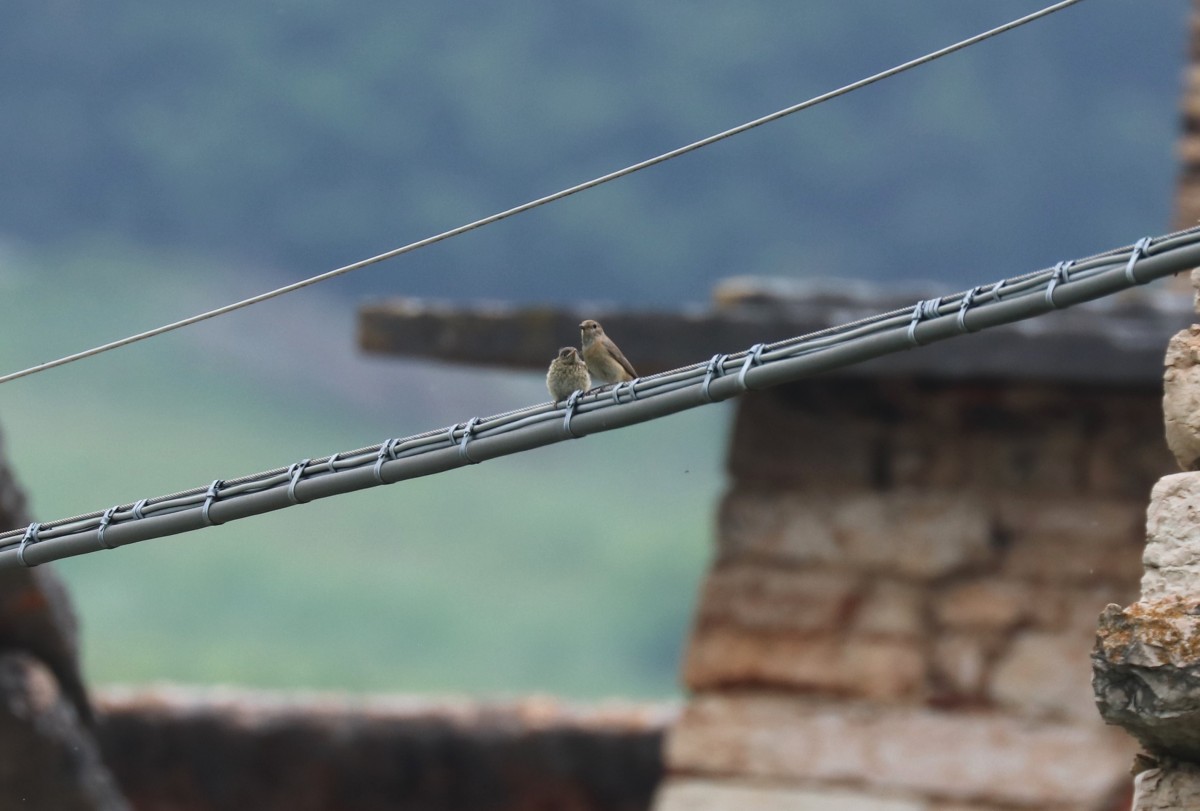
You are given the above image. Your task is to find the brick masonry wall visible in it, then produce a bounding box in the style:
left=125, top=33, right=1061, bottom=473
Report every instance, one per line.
left=655, top=377, right=1172, bottom=811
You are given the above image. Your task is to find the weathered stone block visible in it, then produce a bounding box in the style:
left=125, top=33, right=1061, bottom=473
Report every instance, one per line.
left=930, top=804, right=1087, bottom=811
left=964, top=429, right=1087, bottom=494
left=940, top=582, right=1103, bottom=633
left=993, top=496, right=1145, bottom=589
left=1163, top=326, right=1200, bottom=470
left=695, top=563, right=863, bottom=634
left=665, top=693, right=1134, bottom=808
left=683, top=627, right=925, bottom=700
left=727, top=384, right=892, bottom=489
left=729, top=380, right=1170, bottom=499
left=833, top=493, right=993, bottom=579
left=1084, top=397, right=1178, bottom=498
left=934, top=580, right=1032, bottom=631
left=889, top=423, right=964, bottom=489
left=654, top=779, right=925, bottom=811
left=990, top=630, right=1099, bottom=722
left=718, top=488, right=993, bottom=579
left=1132, top=761, right=1200, bottom=811
left=853, top=578, right=925, bottom=637
left=1143, top=473, right=1200, bottom=599
left=930, top=632, right=994, bottom=702
left=1002, top=531, right=1144, bottom=586
left=1026, top=584, right=1075, bottom=631
left=995, top=497, right=1143, bottom=548
left=1093, top=598, right=1200, bottom=759
left=940, top=383, right=1161, bottom=498
left=715, top=491, right=840, bottom=565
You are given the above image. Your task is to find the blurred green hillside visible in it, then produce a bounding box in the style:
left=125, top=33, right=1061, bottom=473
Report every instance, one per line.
left=0, top=241, right=726, bottom=697
left=0, top=2, right=1187, bottom=305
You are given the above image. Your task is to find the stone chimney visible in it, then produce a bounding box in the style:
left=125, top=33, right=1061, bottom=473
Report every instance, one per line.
left=650, top=370, right=1164, bottom=811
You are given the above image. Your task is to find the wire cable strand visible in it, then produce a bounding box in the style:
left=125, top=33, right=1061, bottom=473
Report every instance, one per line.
left=0, top=0, right=1088, bottom=387
left=0, top=224, right=1192, bottom=570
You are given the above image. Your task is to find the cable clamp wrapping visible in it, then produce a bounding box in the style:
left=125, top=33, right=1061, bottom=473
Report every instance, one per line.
left=97, top=506, right=119, bottom=551
left=458, top=417, right=482, bottom=464
left=373, top=440, right=399, bottom=484
left=326, top=451, right=342, bottom=473
left=1045, top=261, right=1074, bottom=309
left=201, top=480, right=225, bottom=527
left=956, top=287, right=981, bottom=334
left=562, top=390, right=585, bottom=438
left=736, top=344, right=766, bottom=391
left=1124, top=236, right=1153, bottom=285
left=17, top=522, right=40, bottom=568
left=699, top=354, right=727, bottom=403
left=611, top=379, right=640, bottom=404
left=286, top=459, right=311, bottom=505
left=907, top=299, right=942, bottom=347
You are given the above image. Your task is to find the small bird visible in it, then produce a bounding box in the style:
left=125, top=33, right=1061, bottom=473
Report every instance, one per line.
left=546, top=346, right=591, bottom=403
left=579, top=319, right=637, bottom=385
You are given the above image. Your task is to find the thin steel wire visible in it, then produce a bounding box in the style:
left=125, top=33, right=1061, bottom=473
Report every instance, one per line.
left=0, top=0, right=1088, bottom=387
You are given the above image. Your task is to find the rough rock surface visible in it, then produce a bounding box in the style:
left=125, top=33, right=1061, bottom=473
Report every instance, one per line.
left=1131, top=761, right=1200, bottom=810
left=0, top=423, right=126, bottom=810
left=0, top=427, right=92, bottom=724
left=1163, top=327, right=1200, bottom=470
left=0, top=652, right=129, bottom=811
left=1143, top=472, right=1200, bottom=600
left=1093, top=598, right=1200, bottom=760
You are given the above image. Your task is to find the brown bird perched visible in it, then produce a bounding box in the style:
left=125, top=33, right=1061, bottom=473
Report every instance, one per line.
left=579, top=319, right=637, bottom=385
left=546, top=346, right=591, bottom=403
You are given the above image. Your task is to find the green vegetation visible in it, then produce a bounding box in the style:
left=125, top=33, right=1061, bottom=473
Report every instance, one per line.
left=0, top=242, right=724, bottom=698
left=0, top=4, right=1185, bottom=305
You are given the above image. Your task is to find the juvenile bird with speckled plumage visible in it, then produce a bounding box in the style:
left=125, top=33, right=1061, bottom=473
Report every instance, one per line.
left=546, top=346, right=591, bottom=403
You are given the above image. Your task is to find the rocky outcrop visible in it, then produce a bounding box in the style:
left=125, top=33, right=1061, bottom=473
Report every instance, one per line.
left=0, top=423, right=129, bottom=809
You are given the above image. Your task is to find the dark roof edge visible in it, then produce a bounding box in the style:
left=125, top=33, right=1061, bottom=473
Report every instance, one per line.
left=357, top=281, right=1195, bottom=387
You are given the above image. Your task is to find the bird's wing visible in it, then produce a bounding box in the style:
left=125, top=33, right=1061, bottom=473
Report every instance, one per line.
left=606, top=337, right=638, bottom=378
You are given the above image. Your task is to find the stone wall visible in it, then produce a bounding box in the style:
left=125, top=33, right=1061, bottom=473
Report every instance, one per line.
left=1090, top=321, right=1200, bottom=808
left=655, top=377, right=1171, bottom=811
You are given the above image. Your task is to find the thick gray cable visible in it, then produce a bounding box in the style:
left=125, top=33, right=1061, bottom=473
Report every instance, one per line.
left=0, top=0, right=1087, bottom=387
left=0, top=226, right=1193, bottom=571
